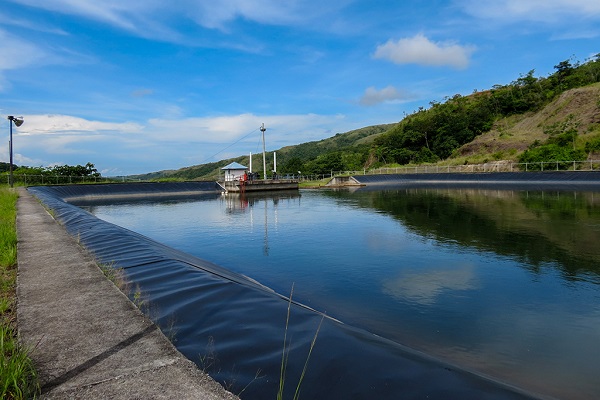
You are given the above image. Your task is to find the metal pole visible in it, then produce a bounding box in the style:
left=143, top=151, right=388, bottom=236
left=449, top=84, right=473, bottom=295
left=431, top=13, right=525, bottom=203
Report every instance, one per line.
left=9, top=118, right=13, bottom=188
left=260, top=123, right=267, bottom=180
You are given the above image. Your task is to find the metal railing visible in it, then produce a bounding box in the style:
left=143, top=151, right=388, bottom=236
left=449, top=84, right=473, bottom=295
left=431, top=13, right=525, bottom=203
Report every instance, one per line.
left=323, top=159, right=600, bottom=178
left=3, top=160, right=599, bottom=185
left=0, top=174, right=141, bottom=186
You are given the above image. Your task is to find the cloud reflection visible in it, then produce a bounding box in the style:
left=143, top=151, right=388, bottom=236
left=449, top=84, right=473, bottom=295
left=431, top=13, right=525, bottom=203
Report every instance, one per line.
left=383, top=264, right=479, bottom=305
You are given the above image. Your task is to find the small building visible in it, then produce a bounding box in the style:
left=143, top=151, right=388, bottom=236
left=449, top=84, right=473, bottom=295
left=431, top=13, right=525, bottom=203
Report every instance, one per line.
left=221, top=162, right=248, bottom=182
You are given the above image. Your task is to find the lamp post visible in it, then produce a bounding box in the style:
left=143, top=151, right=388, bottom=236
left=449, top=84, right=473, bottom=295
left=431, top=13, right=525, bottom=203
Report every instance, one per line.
left=7, top=116, right=24, bottom=188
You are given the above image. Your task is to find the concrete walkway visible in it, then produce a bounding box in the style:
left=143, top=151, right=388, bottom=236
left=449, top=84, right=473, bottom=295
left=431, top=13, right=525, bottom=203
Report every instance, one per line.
left=16, top=188, right=238, bottom=399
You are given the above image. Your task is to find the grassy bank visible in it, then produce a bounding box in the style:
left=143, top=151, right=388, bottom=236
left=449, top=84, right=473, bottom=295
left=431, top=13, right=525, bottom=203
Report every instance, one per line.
left=0, top=186, right=39, bottom=399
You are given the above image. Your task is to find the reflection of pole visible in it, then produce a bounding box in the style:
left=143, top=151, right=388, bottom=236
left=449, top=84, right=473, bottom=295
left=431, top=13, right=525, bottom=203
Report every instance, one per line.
left=263, top=199, right=269, bottom=256
left=260, top=123, right=267, bottom=180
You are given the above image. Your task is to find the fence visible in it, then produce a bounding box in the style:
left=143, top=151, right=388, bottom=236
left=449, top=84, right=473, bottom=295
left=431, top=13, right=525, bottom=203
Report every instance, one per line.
left=0, top=174, right=140, bottom=186
left=4, top=160, right=600, bottom=185
left=320, top=159, right=600, bottom=179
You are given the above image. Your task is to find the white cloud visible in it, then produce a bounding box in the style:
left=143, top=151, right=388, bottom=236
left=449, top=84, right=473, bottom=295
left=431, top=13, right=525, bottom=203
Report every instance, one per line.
left=147, top=113, right=344, bottom=144
left=373, top=34, right=475, bottom=69
left=0, top=27, right=95, bottom=91
left=17, top=114, right=143, bottom=135
left=187, top=0, right=304, bottom=30
left=9, top=0, right=180, bottom=41
left=8, top=0, right=351, bottom=39
left=8, top=112, right=342, bottom=146
left=359, top=85, right=412, bottom=106
left=2, top=17, right=69, bottom=35
left=1, top=112, right=347, bottom=171
left=461, top=0, right=600, bottom=22
left=0, top=29, right=46, bottom=89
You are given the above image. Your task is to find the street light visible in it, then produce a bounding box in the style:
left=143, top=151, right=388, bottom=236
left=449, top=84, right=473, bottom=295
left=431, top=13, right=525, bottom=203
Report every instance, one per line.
left=7, top=116, right=24, bottom=188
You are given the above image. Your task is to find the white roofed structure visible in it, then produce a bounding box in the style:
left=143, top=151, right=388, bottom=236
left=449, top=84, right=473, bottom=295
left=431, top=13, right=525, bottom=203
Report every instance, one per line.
left=221, top=162, right=248, bottom=182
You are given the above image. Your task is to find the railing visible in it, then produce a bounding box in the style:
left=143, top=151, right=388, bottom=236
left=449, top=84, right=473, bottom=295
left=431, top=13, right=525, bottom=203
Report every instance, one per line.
left=4, top=160, right=599, bottom=185
left=321, top=160, right=600, bottom=178
left=0, top=174, right=142, bottom=185
left=294, top=160, right=600, bottom=182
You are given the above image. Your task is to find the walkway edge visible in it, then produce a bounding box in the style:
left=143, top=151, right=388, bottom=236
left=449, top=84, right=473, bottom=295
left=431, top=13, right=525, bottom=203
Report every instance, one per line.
left=16, top=188, right=238, bottom=399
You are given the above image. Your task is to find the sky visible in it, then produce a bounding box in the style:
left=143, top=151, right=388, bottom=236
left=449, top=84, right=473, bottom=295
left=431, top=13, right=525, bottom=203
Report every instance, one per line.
left=1, top=1, right=599, bottom=176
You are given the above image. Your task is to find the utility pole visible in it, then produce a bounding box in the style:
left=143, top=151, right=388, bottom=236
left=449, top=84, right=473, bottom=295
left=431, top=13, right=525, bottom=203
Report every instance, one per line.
left=260, top=123, right=267, bottom=180
left=7, top=116, right=24, bottom=188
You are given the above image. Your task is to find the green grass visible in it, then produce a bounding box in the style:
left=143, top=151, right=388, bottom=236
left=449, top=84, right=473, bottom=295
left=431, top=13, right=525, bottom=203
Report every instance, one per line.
left=298, top=178, right=330, bottom=188
left=0, top=190, right=18, bottom=268
left=0, top=187, right=39, bottom=399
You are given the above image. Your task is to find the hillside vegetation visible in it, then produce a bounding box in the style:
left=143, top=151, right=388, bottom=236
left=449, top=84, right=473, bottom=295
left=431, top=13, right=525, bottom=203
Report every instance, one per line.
left=137, top=55, right=600, bottom=180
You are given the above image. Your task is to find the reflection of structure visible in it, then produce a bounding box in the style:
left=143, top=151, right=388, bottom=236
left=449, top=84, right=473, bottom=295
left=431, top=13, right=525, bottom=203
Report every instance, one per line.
left=222, top=191, right=301, bottom=255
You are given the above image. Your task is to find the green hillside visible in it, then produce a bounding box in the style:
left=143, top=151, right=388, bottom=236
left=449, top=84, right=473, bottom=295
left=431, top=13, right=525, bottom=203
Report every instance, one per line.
left=135, top=55, right=600, bottom=180
left=131, top=123, right=396, bottom=180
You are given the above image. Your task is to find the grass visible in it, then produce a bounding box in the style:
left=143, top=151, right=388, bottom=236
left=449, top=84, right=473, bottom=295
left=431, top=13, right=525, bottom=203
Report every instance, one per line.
left=0, top=186, right=39, bottom=399
left=277, top=284, right=324, bottom=400
left=99, top=262, right=129, bottom=293
left=298, top=178, right=330, bottom=188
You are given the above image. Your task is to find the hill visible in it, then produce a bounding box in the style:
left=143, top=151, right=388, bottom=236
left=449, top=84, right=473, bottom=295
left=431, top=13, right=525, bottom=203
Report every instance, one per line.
left=454, top=82, right=600, bottom=163
left=131, top=123, right=397, bottom=180
left=133, top=55, right=600, bottom=180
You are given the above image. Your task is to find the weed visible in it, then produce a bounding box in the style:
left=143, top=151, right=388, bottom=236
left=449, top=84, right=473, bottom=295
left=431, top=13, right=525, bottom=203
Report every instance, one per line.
left=99, top=262, right=129, bottom=293
left=163, top=315, right=178, bottom=343
left=0, top=298, right=11, bottom=315
left=277, top=284, right=324, bottom=400
left=237, top=369, right=264, bottom=396
left=99, top=263, right=150, bottom=314
left=0, top=325, right=40, bottom=399
left=132, top=284, right=146, bottom=310
left=199, top=336, right=219, bottom=374
left=492, top=151, right=504, bottom=160
left=198, top=336, right=264, bottom=396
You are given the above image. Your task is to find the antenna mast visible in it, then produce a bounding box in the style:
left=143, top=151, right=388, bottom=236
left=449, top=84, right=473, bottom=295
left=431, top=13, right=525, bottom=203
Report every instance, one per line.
left=260, top=123, right=267, bottom=180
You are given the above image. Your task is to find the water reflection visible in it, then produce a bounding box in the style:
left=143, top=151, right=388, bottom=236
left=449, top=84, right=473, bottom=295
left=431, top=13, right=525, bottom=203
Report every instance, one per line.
left=327, top=188, right=600, bottom=282
left=222, top=191, right=301, bottom=256
left=85, top=187, right=600, bottom=399
left=383, top=263, right=479, bottom=305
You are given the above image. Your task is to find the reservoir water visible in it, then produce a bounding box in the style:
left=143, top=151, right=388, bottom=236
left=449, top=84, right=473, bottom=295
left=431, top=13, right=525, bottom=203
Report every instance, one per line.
left=82, top=187, right=600, bottom=399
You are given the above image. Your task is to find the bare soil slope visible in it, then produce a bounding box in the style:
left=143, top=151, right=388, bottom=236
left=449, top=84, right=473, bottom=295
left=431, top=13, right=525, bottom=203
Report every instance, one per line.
left=456, top=83, right=600, bottom=159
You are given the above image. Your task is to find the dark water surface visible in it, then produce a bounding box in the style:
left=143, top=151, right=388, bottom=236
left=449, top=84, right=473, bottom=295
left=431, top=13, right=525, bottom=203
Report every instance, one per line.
left=82, top=188, right=600, bottom=399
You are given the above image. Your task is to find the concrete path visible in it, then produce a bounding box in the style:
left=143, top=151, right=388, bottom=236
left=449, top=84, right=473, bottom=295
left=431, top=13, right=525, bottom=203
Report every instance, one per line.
left=16, top=188, right=238, bottom=399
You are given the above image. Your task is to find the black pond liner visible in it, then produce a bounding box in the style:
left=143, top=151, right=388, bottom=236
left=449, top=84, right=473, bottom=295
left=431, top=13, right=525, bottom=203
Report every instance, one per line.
left=28, top=181, right=540, bottom=400
left=353, top=170, right=600, bottom=191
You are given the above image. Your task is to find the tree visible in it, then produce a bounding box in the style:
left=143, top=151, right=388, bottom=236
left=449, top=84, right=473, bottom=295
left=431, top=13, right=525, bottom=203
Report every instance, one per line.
left=48, top=162, right=100, bottom=177
left=279, top=157, right=304, bottom=174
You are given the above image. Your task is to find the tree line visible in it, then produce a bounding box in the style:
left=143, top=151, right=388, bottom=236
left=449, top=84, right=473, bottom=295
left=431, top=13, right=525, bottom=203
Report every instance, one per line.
left=1, top=162, right=101, bottom=178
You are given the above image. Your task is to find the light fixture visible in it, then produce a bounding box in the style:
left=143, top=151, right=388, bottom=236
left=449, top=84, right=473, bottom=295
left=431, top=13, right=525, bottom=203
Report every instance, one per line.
left=7, top=116, right=24, bottom=188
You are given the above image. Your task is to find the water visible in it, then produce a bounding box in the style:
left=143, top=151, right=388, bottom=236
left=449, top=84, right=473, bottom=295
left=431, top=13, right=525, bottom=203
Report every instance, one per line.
left=82, top=188, right=600, bottom=399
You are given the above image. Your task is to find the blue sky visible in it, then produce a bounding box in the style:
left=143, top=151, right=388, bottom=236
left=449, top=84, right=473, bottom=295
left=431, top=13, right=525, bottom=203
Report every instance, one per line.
left=1, top=0, right=599, bottom=176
